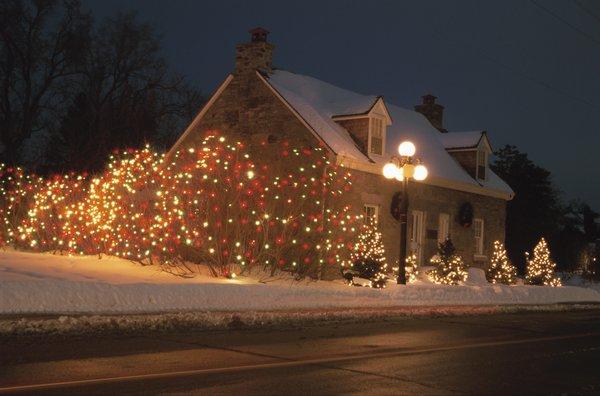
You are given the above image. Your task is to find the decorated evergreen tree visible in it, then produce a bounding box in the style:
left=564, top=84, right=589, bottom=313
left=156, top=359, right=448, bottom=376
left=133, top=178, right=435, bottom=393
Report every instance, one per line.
left=405, top=252, right=419, bottom=283
left=525, top=238, right=562, bottom=286
left=346, top=223, right=388, bottom=288
left=429, top=239, right=468, bottom=285
left=486, top=241, right=518, bottom=285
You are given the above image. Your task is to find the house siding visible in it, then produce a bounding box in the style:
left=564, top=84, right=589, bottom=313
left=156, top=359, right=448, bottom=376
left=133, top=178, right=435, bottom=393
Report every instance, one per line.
left=175, top=73, right=320, bottom=160
left=448, top=150, right=477, bottom=179
left=348, top=169, right=506, bottom=269
left=173, top=72, right=507, bottom=275
left=335, top=118, right=369, bottom=153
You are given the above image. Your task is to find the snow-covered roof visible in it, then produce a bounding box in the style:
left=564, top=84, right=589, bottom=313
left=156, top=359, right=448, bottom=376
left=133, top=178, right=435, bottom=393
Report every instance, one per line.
left=438, top=131, right=488, bottom=150
left=265, top=70, right=513, bottom=199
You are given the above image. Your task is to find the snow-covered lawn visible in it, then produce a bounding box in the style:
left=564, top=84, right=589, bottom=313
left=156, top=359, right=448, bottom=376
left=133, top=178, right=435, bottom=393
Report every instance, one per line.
left=1, top=249, right=600, bottom=315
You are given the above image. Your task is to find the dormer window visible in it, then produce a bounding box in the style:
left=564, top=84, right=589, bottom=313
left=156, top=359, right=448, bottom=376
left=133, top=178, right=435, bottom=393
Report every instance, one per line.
left=331, top=97, right=392, bottom=159
left=369, top=117, right=385, bottom=156
left=477, top=146, right=487, bottom=181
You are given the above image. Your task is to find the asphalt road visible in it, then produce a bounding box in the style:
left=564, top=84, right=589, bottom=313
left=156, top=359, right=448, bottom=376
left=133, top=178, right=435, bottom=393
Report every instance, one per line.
left=1, top=309, right=600, bottom=395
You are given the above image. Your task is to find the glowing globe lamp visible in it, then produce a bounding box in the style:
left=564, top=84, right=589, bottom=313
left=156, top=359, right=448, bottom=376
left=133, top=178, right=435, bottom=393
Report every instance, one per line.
left=382, top=162, right=398, bottom=179
left=413, top=164, right=428, bottom=181
left=398, top=141, right=416, bottom=157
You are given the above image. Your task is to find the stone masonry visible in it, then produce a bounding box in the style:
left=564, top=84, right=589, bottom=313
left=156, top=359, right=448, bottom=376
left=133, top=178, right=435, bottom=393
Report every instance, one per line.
left=172, top=29, right=508, bottom=275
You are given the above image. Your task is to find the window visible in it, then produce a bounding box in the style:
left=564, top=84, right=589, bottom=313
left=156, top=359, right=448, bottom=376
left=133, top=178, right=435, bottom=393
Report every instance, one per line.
left=411, top=210, right=425, bottom=263
left=369, top=118, right=384, bottom=156
left=477, top=148, right=487, bottom=181
left=363, top=204, right=379, bottom=226
left=474, top=218, right=484, bottom=255
left=438, top=213, right=450, bottom=244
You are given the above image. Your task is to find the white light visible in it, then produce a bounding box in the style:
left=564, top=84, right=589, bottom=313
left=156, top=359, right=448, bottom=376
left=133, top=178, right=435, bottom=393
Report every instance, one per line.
left=395, top=166, right=404, bottom=181
left=398, top=141, right=416, bottom=157
left=414, top=164, right=428, bottom=181
left=247, top=170, right=255, bottom=179
left=382, top=163, right=397, bottom=179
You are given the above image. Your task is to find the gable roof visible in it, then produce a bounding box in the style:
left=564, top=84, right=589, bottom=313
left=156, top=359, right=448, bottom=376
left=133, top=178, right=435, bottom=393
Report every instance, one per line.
left=264, top=70, right=513, bottom=199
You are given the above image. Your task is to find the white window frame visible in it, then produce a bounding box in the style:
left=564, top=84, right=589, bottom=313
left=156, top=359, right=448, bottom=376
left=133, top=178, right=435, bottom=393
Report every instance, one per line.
left=411, top=210, right=425, bottom=264
left=363, top=204, right=379, bottom=226
left=476, top=146, right=487, bottom=181
left=474, top=218, right=484, bottom=256
left=367, top=116, right=386, bottom=157
left=438, top=213, right=450, bottom=244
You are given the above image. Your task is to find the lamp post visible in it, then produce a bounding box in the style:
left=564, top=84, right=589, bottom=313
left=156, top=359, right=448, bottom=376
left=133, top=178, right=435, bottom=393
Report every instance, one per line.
left=382, top=141, right=428, bottom=284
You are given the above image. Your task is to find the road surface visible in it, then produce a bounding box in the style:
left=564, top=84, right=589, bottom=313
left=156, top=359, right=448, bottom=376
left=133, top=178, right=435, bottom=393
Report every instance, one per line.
left=1, top=309, right=600, bottom=395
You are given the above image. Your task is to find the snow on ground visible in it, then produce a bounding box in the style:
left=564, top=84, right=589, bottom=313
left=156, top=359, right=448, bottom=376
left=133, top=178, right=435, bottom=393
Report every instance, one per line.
left=1, top=249, right=600, bottom=315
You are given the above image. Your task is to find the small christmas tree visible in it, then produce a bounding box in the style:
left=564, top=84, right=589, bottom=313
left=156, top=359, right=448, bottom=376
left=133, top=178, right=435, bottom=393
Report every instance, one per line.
left=525, top=238, right=561, bottom=286
left=486, top=241, right=517, bottom=285
left=348, top=223, right=388, bottom=288
left=429, top=239, right=468, bottom=285
left=405, top=252, right=418, bottom=283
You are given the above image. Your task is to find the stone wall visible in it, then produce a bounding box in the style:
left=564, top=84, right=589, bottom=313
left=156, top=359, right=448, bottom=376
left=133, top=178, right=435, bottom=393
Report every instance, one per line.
left=174, top=72, right=507, bottom=274
left=347, top=168, right=506, bottom=269
left=235, top=42, right=274, bottom=74
left=448, top=150, right=477, bottom=179
left=335, top=118, right=369, bottom=153
left=176, top=73, right=320, bottom=159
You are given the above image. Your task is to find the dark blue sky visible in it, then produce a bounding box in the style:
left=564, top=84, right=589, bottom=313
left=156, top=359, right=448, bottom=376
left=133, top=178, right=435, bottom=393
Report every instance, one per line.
left=84, top=0, right=600, bottom=209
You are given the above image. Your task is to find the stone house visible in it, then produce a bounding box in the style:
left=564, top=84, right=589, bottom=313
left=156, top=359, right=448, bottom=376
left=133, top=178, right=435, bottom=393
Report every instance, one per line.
left=169, top=28, right=514, bottom=269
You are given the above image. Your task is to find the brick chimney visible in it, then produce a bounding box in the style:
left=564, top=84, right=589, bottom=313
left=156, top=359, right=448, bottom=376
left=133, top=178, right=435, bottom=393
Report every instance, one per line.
left=235, top=27, right=274, bottom=75
left=415, top=94, right=447, bottom=133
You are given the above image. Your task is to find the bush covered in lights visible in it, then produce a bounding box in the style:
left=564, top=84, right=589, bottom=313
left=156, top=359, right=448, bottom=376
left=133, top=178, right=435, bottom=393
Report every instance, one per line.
left=342, top=222, right=388, bottom=288
left=405, top=252, right=419, bottom=283
left=428, top=239, right=468, bottom=285
left=525, top=238, right=562, bottom=287
left=0, top=134, right=359, bottom=278
left=486, top=240, right=517, bottom=285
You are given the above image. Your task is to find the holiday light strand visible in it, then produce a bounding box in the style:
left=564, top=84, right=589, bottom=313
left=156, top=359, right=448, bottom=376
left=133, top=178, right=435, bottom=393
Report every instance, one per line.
left=0, top=134, right=359, bottom=278
left=343, top=222, right=388, bottom=288
left=525, top=237, right=562, bottom=287
left=428, top=239, right=468, bottom=285
left=486, top=240, right=517, bottom=285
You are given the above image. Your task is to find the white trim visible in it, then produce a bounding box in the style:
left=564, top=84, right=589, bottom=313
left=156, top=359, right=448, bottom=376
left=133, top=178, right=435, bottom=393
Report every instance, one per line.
left=167, top=74, right=234, bottom=158
left=476, top=144, right=487, bottom=181
left=443, top=131, right=493, bottom=153
left=363, top=204, right=380, bottom=225
left=331, top=97, right=392, bottom=125
left=367, top=116, right=386, bottom=157
left=411, top=210, right=425, bottom=264
left=474, top=218, right=484, bottom=255
left=438, top=213, right=450, bottom=243
left=330, top=114, right=369, bottom=122
left=257, top=71, right=334, bottom=153
left=335, top=154, right=514, bottom=201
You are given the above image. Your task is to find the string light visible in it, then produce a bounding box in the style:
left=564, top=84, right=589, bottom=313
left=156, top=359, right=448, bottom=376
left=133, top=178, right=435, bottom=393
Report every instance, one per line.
left=343, top=222, right=388, bottom=288
left=428, top=239, right=468, bottom=285
left=525, top=237, right=562, bottom=287
left=0, top=135, right=360, bottom=278
left=486, top=240, right=517, bottom=285
left=405, top=253, right=419, bottom=283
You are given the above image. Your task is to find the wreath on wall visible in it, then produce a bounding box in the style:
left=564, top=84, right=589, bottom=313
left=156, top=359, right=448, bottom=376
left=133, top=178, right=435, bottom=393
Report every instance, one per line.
left=390, top=191, right=403, bottom=221
left=458, top=202, right=474, bottom=228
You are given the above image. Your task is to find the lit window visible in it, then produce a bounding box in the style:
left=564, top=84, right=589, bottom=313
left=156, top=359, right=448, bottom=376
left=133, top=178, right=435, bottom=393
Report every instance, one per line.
left=369, top=118, right=384, bottom=156
left=438, top=213, right=450, bottom=243
left=363, top=204, right=379, bottom=226
left=477, top=148, right=487, bottom=181
left=474, top=218, right=484, bottom=255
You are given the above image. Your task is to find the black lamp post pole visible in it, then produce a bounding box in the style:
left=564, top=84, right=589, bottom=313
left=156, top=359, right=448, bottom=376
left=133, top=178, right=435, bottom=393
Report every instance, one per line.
left=397, top=176, right=408, bottom=284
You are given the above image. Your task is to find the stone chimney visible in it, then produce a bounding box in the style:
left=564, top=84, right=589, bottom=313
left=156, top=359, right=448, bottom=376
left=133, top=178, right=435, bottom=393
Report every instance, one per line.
left=235, top=27, right=274, bottom=75
left=415, top=94, right=447, bottom=133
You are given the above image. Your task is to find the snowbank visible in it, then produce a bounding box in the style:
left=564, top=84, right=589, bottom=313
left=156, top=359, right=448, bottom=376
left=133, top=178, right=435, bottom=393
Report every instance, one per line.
left=1, top=250, right=600, bottom=314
